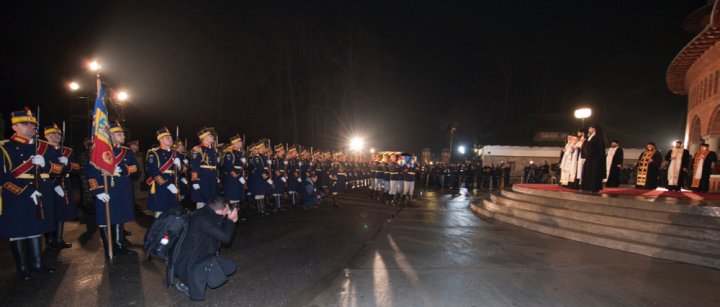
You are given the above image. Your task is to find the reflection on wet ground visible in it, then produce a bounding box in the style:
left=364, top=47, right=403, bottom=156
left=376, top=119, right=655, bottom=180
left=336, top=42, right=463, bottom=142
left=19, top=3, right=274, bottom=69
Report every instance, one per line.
left=309, top=188, right=720, bottom=307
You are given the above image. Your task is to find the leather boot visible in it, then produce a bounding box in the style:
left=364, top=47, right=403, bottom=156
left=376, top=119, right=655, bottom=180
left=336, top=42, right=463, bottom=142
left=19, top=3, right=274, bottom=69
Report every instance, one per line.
left=28, top=236, right=54, bottom=274
left=56, top=221, right=72, bottom=249
left=10, top=240, right=31, bottom=280
left=113, top=224, right=136, bottom=255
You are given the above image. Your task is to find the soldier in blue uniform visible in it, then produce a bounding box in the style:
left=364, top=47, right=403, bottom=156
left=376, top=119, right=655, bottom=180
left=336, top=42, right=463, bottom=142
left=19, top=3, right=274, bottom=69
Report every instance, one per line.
left=247, top=140, right=272, bottom=215
left=299, top=148, right=311, bottom=181
left=286, top=145, right=302, bottom=208
left=45, top=123, right=78, bottom=249
left=221, top=134, right=247, bottom=208
left=174, top=140, right=191, bottom=202
left=87, top=121, right=139, bottom=257
left=34, top=125, right=62, bottom=246
left=329, top=152, right=346, bottom=208
left=382, top=153, right=392, bottom=204
left=146, top=127, right=182, bottom=217
left=0, top=109, right=55, bottom=279
left=190, top=128, right=219, bottom=209
left=270, top=144, right=287, bottom=212
left=402, top=154, right=417, bottom=205
left=389, top=153, right=403, bottom=206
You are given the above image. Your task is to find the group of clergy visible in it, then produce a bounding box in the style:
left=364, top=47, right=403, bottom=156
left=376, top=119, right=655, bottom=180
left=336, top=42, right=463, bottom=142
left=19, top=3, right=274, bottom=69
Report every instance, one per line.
left=559, top=124, right=717, bottom=193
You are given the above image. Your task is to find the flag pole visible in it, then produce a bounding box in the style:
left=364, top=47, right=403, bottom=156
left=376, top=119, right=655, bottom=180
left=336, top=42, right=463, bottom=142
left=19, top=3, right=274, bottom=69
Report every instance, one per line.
left=97, top=69, right=113, bottom=260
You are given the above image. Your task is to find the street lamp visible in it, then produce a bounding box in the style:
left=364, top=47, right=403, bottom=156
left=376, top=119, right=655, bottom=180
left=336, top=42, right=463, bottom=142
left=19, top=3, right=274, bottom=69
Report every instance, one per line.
left=69, top=82, right=80, bottom=91
left=370, top=148, right=375, bottom=154
left=116, top=91, right=129, bottom=102
left=458, top=145, right=466, bottom=155
left=88, top=60, right=101, bottom=72
left=349, top=136, right=364, bottom=152
left=574, top=107, right=592, bottom=128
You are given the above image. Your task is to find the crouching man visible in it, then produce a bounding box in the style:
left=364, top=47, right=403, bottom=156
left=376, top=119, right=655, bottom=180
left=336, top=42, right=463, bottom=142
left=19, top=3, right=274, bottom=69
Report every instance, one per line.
left=175, top=197, right=238, bottom=301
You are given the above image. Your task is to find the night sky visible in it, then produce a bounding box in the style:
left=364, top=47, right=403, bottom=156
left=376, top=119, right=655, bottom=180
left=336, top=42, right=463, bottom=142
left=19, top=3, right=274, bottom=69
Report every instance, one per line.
left=0, top=0, right=707, bottom=153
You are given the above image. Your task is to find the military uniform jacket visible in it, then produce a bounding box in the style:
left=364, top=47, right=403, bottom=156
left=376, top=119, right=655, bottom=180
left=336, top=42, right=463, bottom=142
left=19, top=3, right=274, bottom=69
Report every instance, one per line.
left=221, top=149, right=246, bottom=201
left=51, top=145, right=79, bottom=221
left=330, top=161, right=346, bottom=193
left=271, top=157, right=286, bottom=194
left=299, top=159, right=310, bottom=180
left=146, top=146, right=181, bottom=212
left=191, top=145, right=219, bottom=203
left=0, top=135, right=61, bottom=238
left=286, top=158, right=301, bottom=192
left=87, top=144, right=138, bottom=225
left=248, top=154, right=270, bottom=196
left=177, top=151, right=191, bottom=198
left=404, top=165, right=417, bottom=182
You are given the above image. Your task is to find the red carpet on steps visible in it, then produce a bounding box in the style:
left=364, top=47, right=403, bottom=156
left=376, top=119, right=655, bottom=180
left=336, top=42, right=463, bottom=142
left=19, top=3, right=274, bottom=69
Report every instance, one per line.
left=513, top=184, right=720, bottom=200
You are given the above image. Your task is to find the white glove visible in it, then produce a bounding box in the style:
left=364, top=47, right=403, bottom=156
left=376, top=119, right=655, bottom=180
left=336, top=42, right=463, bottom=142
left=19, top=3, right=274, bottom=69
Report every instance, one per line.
left=32, top=155, right=45, bottom=167
left=193, top=184, right=200, bottom=190
left=183, top=159, right=189, bottom=164
left=181, top=178, right=188, bottom=184
left=96, top=193, right=110, bottom=202
left=299, top=162, right=303, bottom=166
left=58, top=156, right=69, bottom=165
left=30, top=190, right=42, bottom=205
left=266, top=179, right=273, bottom=185
left=241, top=158, right=247, bottom=164
left=283, top=160, right=288, bottom=165
left=115, top=166, right=122, bottom=174
left=54, top=186, right=65, bottom=197
left=239, top=177, right=246, bottom=184
left=167, top=183, right=178, bottom=194
left=281, top=177, right=287, bottom=183
left=173, top=158, right=181, bottom=168
left=267, top=159, right=272, bottom=165
left=297, top=178, right=302, bottom=183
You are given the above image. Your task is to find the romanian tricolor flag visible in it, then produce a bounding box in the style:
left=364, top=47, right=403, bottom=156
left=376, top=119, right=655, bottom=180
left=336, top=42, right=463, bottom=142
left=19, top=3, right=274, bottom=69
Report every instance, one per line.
left=90, top=85, right=116, bottom=174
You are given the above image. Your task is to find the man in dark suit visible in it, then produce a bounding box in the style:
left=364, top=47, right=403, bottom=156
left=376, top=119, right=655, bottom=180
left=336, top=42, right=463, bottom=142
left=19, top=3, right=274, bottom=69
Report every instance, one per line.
left=174, top=198, right=238, bottom=301
left=581, top=123, right=606, bottom=193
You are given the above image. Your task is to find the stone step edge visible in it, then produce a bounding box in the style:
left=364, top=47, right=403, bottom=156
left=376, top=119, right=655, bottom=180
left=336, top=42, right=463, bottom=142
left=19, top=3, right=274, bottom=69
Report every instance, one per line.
left=492, top=193, right=720, bottom=238
left=511, top=185, right=720, bottom=218
left=483, top=199, right=720, bottom=255
left=502, top=189, right=720, bottom=229
left=470, top=202, right=720, bottom=270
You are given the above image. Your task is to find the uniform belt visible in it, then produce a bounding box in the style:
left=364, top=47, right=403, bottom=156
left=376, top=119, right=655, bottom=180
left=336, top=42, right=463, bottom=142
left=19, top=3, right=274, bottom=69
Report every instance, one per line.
left=389, top=172, right=399, bottom=174
left=16, top=173, right=50, bottom=179
left=337, top=173, right=347, bottom=176
left=234, top=166, right=243, bottom=169
left=407, top=172, right=415, bottom=175
left=315, top=169, right=323, bottom=171
left=200, top=165, right=216, bottom=169
left=163, top=170, right=175, bottom=174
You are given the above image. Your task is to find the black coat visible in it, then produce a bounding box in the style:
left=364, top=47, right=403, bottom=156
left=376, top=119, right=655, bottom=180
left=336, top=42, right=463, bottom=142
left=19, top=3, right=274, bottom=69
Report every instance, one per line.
left=606, top=147, right=624, bottom=188
left=175, top=206, right=235, bottom=299
left=581, top=134, right=606, bottom=192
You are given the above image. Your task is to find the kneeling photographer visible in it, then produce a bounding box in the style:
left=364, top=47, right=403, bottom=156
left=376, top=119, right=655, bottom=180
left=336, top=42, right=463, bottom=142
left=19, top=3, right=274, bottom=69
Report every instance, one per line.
left=175, top=198, right=238, bottom=301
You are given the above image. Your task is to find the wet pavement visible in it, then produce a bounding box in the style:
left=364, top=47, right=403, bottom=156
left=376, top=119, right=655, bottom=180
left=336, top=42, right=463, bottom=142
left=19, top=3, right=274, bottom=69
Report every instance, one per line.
left=1, top=188, right=719, bottom=306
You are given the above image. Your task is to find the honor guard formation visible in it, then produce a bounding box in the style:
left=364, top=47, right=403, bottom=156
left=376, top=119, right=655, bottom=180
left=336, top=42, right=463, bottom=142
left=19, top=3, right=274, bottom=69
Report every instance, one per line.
left=0, top=107, right=420, bottom=281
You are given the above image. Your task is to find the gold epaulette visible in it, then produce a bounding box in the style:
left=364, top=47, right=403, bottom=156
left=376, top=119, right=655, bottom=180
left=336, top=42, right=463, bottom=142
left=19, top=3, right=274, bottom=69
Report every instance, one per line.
left=192, top=146, right=202, bottom=153
left=0, top=140, right=8, bottom=146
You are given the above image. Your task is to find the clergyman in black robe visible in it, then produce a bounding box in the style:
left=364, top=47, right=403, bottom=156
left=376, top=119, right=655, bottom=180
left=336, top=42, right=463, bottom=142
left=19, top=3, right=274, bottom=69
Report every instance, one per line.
left=635, top=142, right=662, bottom=190
left=690, top=143, right=718, bottom=193
left=605, top=140, right=624, bottom=188
left=581, top=123, right=606, bottom=193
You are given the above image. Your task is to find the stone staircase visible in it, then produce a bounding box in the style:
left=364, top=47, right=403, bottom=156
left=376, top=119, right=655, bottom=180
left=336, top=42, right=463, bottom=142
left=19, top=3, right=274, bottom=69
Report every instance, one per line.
left=471, top=185, right=720, bottom=269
